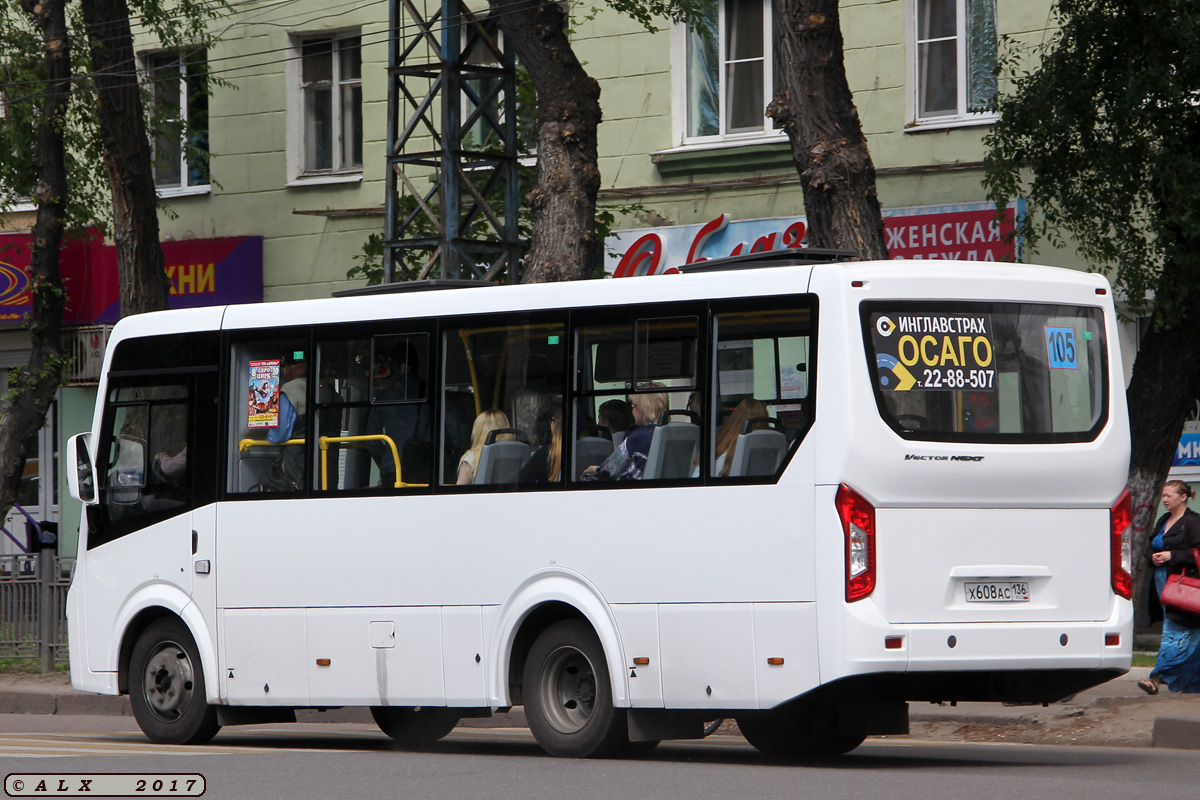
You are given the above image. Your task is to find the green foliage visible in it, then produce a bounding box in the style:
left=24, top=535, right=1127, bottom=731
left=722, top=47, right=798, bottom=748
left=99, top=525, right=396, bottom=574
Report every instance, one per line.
left=982, top=0, right=1200, bottom=327
left=0, top=0, right=229, bottom=228
left=346, top=232, right=386, bottom=286
left=603, top=0, right=711, bottom=32
left=0, top=4, right=108, bottom=229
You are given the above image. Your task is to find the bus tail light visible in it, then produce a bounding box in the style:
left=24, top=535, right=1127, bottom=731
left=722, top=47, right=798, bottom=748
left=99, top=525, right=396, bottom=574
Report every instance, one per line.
left=837, top=484, right=876, bottom=602
left=1110, top=486, right=1133, bottom=600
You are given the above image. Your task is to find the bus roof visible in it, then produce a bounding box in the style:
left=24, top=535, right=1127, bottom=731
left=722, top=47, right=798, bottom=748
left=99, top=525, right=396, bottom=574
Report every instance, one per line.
left=106, top=259, right=1110, bottom=341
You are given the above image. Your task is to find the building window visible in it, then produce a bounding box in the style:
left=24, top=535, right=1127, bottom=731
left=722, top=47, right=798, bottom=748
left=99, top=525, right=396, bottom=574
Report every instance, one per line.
left=145, top=51, right=209, bottom=191
left=683, top=0, right=775, bottom=142
left=911, top=0, right=998, bottom=126
left=299, top=34, right=362, bottom=174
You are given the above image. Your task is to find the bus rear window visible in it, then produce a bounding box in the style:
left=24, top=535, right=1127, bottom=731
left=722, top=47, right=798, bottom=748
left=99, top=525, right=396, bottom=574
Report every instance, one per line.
left=863, top=302, right=1108, bottom=443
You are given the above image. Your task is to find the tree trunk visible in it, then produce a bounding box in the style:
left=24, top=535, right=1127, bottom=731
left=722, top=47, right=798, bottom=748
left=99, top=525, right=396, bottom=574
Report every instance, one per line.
left=489, top=0, right=602, bottom=283
left=81, top=0, right=171, bottom=315
left=768, top=0, right=888, bottom=259
left=1125, top=281, right=1200, bottom=621
left=0, top=0, right=72, bottom=520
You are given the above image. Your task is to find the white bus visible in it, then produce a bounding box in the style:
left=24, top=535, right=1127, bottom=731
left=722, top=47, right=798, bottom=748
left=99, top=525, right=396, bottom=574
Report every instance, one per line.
left=66, top=252, right=1133, bottom=758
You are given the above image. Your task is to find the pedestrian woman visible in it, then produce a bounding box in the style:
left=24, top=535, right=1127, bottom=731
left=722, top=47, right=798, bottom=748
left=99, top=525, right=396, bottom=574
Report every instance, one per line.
left=1141, top=479, right=1200, bottom=694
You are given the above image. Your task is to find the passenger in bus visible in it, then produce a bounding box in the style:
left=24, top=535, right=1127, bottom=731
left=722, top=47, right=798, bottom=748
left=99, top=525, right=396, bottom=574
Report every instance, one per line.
left=598, top=399, right=634, bottom=448
left=1142, top=479, right=1200, bottom=695
left=519, top=408, right=562, bottom=484
left=366, top=345, right=430, bottom=487
left=456, top=409, right=512, bottom=485
left=693, top=398, right=768, bottom=478
left=581, top=385, right=667, bottom=481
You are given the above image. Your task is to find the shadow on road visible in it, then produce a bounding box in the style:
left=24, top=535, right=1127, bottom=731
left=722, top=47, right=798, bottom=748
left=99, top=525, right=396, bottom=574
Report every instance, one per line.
left=190, top=727, right=1153, bottom=771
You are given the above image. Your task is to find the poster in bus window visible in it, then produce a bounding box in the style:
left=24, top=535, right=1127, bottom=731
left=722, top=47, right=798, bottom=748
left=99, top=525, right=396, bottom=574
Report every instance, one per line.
left=871, top=312, right=996, bottom=392
left=248, top=359, right=281, bottom=428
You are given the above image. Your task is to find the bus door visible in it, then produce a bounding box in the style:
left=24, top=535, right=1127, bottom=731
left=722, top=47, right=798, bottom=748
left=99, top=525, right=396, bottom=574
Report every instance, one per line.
left=83, top=372, right=216, bottom=674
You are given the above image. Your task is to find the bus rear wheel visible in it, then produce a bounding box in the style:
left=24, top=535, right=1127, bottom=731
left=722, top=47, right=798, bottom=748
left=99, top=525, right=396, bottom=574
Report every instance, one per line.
left=736, top=709, right=865, bottom=759
left=523, top=619, right=626, bottom=758
left=370, top=707, right=460, bottom=747
left=129, top=617, right=220, bottom=745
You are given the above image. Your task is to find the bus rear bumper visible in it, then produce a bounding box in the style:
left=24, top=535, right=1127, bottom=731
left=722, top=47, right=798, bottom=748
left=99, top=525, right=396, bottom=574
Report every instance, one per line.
left=825, top=599, right=1132, bottom=703
left=903, top=619, right=1132, bottom=673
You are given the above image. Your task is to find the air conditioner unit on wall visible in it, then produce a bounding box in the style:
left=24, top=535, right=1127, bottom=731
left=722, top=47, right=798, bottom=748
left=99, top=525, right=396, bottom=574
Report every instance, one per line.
left=63, top=325, right=112, bottom=385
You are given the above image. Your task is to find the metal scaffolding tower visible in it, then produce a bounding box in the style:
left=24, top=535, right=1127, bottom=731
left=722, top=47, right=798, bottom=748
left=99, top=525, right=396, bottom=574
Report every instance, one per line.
left=385, top=0, right=521, bottom=283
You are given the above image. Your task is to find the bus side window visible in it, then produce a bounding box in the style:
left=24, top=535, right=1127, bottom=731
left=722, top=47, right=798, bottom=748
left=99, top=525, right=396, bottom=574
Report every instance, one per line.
left=93, top=384, right=192, bottom=546
left=573, top=315, right=700, bottom=483
left=442, top=314, right=567, bottom=488
left=228, top=338, right=310, bottom=495
left=311, top=333, right=433, bottom=492
left=710, top=302, right=815, bottom=480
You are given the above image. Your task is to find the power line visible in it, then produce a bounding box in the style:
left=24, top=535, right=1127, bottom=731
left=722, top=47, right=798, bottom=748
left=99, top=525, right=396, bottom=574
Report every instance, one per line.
left=0, top=0, right=547, bottom=105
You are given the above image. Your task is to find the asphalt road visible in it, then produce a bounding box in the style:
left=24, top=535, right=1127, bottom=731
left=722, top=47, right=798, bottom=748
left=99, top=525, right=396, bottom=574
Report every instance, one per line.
left=4, top=716, right=1200, bottom=800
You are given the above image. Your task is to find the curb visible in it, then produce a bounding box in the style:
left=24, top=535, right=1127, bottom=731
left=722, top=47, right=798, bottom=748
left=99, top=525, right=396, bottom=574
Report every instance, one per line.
left=1152, top=714, right=1200, bottom=749
left=0, top=690, right=131, bottom=717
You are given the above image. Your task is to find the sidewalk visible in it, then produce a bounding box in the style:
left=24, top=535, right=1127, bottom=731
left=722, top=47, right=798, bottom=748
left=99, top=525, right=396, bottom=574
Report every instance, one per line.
left=903, top=667, right=1200, bottom=748
left=3, top=668, right=1199, bottom=748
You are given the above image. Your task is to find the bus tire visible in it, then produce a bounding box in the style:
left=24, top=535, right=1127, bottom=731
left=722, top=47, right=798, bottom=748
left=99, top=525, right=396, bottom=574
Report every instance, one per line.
left=523, top=619, right=626, bottom=758
left=370, top=707, right=460, bottom=747
left=128, top=617, right=220, bottom=745
left=736, top=710, right=865, bottom=759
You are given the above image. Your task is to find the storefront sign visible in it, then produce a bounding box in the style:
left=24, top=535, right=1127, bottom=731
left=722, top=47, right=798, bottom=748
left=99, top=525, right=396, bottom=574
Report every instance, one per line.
left=0, top=232, right=263, bottom=327
left=1175, top=432, right=1200, bottom=467
left=606, top=202, right=1019, bottom=277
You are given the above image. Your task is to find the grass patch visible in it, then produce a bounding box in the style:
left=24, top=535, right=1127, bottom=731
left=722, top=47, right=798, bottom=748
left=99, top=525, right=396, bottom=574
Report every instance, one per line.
left=1133, top=652, right=1157, bottom=668
left=0, top=657, right=68, bottom=674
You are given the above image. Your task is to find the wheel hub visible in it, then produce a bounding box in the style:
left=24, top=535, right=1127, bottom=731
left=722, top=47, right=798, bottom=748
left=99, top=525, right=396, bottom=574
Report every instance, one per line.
left=142, top=642, right=195, bottom=721
left=540, top=646, right=597, bottom=734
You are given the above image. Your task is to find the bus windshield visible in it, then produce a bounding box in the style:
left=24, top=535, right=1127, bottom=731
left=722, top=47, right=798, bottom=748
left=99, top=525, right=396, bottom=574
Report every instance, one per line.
left=863, top=301, right=1108, bottom=443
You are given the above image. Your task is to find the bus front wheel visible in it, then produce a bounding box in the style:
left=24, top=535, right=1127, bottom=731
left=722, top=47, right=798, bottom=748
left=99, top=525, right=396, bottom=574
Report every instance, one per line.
left=370, top=707, right=460, bottom=747
left=128, top=617, right=220, bottom=745
left=523, top=619, right=626, bottom=758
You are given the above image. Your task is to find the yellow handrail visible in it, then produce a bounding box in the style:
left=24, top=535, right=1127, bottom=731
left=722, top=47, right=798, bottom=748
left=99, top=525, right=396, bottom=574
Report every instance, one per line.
left=239, top=437, right=304, bottom=452
left=318, top=435, right=429, bottom=490
left=238, top=435, right=429, bottom=490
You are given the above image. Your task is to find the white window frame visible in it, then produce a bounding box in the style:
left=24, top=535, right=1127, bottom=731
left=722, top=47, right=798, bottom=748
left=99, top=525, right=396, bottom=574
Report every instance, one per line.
left=286, top=30, right=363, bottom=185
left=905, top=0, right=999, bottom=131
left=143, top=50, right=210, bottom=197
left=670, top=0, right=784, bottom=150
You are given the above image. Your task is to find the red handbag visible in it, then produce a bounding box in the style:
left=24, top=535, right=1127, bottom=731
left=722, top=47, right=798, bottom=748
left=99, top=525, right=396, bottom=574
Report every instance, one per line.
left=1160, top=548, right=1200, bottom=615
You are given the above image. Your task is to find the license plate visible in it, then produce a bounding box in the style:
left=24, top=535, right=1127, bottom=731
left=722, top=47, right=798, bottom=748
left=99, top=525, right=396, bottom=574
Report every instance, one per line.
left=965, top=581, right=1030, bottom=602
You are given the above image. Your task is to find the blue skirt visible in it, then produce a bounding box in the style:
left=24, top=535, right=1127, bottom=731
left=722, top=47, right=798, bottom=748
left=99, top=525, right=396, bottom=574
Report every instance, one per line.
left=1153, top=568, right=1200, bottom=693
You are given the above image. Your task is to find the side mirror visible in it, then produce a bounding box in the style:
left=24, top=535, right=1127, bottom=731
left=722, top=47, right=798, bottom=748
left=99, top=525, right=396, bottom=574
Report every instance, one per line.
left=67, top=433, right=96, bottom=503
left=110, top=435, right=147, bottom=505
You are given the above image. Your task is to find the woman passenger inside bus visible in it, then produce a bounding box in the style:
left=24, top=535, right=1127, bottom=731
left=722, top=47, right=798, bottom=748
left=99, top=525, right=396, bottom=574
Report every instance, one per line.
left=581, top=385, right=667, bottom=481
left=519, top=407, right=562, bottom=484
left=456, top=409, right=511, bottom=485
left=693, top=398, right=769, bottom=478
